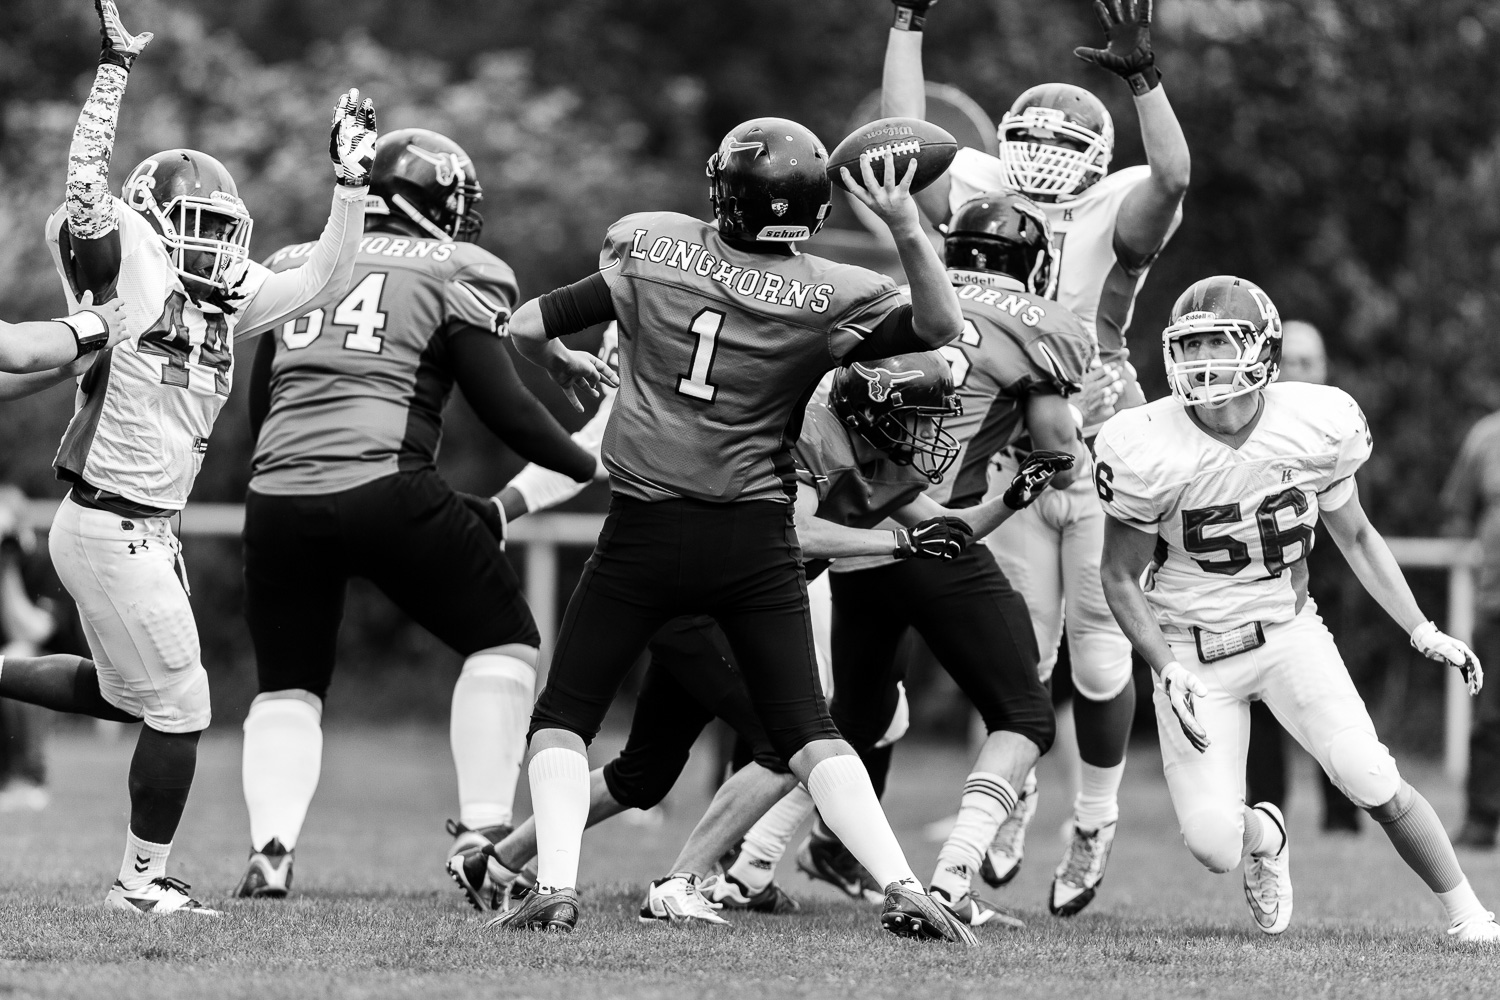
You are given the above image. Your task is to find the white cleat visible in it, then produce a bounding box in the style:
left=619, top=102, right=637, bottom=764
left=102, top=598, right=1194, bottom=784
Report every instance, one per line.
left=1449, top=912, right=1500, bottom=945
left=105, top=877, right=221, bottom=916
left=980, top=774, right=1037, bottom=889
left=1242, top=802, right=1292, bottom=935
left=1050, top=820, right=1117, bottom=917
left=638, top=873, right=730, bottom=926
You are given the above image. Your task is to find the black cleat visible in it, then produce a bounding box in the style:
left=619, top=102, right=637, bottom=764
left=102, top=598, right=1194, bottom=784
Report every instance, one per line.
left=796, top=829, right=883, bottom=904
left=484, top=886, right=580, bottom=933
left=701, top=872, right=801, bottom=914
left=880, top=884, right=978, bottom=945
left=235, top=838, right=294, bottom=899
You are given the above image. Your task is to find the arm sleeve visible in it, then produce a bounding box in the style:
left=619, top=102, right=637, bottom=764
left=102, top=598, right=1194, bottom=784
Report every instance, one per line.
left=1319, top=394, right=1373, bottom=511
left=1093, top=429, right=1160, bottom=531
left=840, top=302, right=928, bottom=363
left=247, top=331, right=276, bottom=443
left=1440, top=424, right=1485, bottom=534
left=233, top=185, right=367, bottom=340
left=537, top=271, right=617, bottom=339
left=62, top=65, right=130, bottom=291
left=448, top=325, right=598, bottom=482
left=507, top=391, right=613, bottom=513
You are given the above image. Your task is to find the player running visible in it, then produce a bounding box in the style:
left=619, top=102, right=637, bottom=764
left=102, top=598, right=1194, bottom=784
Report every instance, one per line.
left=882, top=0, right=1190, bottom=911
left=1097, top=275, right=1500, bottom=944
left=233, top=128, right=599, bottom=898
left=496, top=117, right=974, bottom=942
left=730, top=192, right=1093, bottom=926
left=0, top=1, right=374, bottom=916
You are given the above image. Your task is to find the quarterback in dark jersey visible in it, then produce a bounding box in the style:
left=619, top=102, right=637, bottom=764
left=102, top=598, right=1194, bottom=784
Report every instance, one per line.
left=497, top=117, right=974, bottom=941
left=234, top=129, right=597, bottom=898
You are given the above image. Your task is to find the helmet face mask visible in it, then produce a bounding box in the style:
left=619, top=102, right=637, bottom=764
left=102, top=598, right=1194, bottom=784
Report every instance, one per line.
left=707, top=118, right=833, bottom=243
left=367, top=129, right=484, bottom=243
left=829, top=353, right=963, bottom=483
left=997, top=84, right=1114, bottom=202
left=1162, top=277, right=1283, bottom=408
left=123, top=152, right=253, bottom=294
left=943, top=192, right=1055, bottom=296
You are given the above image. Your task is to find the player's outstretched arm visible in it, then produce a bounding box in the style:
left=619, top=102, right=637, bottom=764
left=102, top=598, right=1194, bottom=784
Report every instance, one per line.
left=1077, top=0, right=1190, bottom=260
left=234, top=90, right=376, bottom=339
left=793, top=483, right=928, bottom=560
left=889, top=448, right=1075, bottom=546
left=509, top=288, right=619, bottom=412
left=0, top=351, right=101, bottom=402
left=880, top=1, right=952, bottom=225
left=841, top=153, right=962, bottom=348
left=0, top=292, right=128, bottom=374
left=1100, top=513, right=1210, bottom=749
left=1322, top=482, right=1484, bottom=694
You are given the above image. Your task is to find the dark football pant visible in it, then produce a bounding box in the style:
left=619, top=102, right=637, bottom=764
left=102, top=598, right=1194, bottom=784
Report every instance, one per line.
left=828, top=544, right=1054, bottom=755
left=602, top=615, right=788, bottom=811
left=530, top=496, right=840, bottom=762
left=244, top=470, right=540, bottom=700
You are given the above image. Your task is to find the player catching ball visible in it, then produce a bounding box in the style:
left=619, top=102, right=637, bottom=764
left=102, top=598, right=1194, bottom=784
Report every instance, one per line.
left=1096, top=275, right=1500, bottom=944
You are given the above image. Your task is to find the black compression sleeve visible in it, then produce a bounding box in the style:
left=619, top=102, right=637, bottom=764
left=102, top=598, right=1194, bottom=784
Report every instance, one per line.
left=842, top=304, right=927, bottom=363
left=448, top=324, right=598, bottom=482
left=537, top=271, right=616, bottom=340
left=247, top=332, right=276, bottom=442
left=58, top=227, right=121, bottom=301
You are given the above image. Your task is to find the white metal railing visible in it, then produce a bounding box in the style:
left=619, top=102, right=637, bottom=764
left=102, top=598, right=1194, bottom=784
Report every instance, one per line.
left=20, top=500, right=1482, bottom=777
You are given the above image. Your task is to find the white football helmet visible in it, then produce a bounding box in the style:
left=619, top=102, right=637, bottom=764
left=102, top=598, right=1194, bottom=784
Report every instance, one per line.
left=997, top=84, right=1114, bottom=202
left=1162, top=275, right=1283, bottom=407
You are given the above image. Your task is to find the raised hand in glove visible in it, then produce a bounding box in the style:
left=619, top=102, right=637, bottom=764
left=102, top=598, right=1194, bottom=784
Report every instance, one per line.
left=1003, top=449, right=1076, bottom=510
left=890, top=0, right=940, bottom=31
left=1073, top=0, right=1161, bottom=96
left=895, top=515, right=974, bottom=560
left=95, top=0, right=153, bottom=71
left=1411, top=621, right=1484, bottom=695
left=329, top=88, right=378, bottom=187
left=1161, top=661, right=1210, bottom=752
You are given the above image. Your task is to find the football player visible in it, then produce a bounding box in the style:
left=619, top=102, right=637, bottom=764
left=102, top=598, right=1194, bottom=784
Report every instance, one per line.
left=449, top=351, right=1071, bottom=926
left=883, top=0, right=1190, bottom=911
left=233, top=128, right=599, bottom=898
left=1097, top=275, right=1500, bottom=944
left=496, top=117, right=974, bottom=941
left=0, top=1, right=374, bottom=915
left=728, top=192, right=1094, bottom=926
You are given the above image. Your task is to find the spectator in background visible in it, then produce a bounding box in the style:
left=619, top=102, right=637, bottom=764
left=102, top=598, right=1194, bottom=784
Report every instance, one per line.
left=0, top=485, right=61, bottom=812
left=1244, top=321, right=1365, bottom=833
left=1441, top=406, right=1500, bottom=849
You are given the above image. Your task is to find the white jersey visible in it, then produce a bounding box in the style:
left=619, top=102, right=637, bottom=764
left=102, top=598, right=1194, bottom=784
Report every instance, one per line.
left=948, top=153, right=1180, bottom=381
left=45, top=189, right=363, bottom=510
left=1093, top=382, right=1372, bottom=632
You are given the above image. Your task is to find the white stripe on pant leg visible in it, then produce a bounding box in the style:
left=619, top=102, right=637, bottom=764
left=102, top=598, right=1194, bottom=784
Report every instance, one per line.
left=451, top=645, right=537, bottom=830
left=242, top=691, right=324, bottom=851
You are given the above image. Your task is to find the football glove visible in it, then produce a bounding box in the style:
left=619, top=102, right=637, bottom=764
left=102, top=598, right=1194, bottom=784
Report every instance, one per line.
left=329, top=89, right=378, bottom=187
left=1073, top=0, right=1161, bottom=96
left=1160, top=661, right=1210, bottom=752
left=899, top=516, right=974, bottom=560
left=1003, top=449, right=1076, bottom=510
left=1410, top=621, right=1484, bottom=695
left=95, top=0, right=153, bottom=72
left=891, top=0, right=940, bottom=31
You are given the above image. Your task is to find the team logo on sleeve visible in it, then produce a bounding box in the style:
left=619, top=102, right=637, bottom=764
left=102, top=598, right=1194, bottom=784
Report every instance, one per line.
left=850, top=362, right=923, bottom=404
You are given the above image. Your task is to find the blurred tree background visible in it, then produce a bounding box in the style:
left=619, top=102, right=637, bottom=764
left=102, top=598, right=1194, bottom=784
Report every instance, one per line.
left=1, top=0, right=1497, bottom=746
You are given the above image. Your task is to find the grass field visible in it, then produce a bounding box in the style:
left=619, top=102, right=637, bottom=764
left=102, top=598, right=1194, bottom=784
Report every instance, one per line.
left=3, top=724, right=1499, bottom=1000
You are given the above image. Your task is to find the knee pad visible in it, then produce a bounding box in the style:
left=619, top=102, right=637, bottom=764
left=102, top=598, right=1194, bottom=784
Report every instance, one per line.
left=1179, top=807, right=1245, bottom=874
left=1326, top=728, right=1401, bottom=809
left=601, top=756, right=678, bottom=811
left=142, top=665, right=211, bottom=733
left=1068, top=634, right=1135, bottom=702
left=874, top=682, right=910, bottom=749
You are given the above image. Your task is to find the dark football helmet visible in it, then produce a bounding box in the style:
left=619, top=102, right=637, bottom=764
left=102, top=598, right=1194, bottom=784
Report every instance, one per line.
left=944, top=192, right=1055, bottom=295
left=1162, top=275, right=1283, bottom=407
left=997, top=83, right=1114, bottom=201
left=366, top=128, right=483, bottom=242
left=707, top=118, right=832, bottom=243
left=829, top=351, right=962, bottom=483
left=121, top=149, right=252, bottom=293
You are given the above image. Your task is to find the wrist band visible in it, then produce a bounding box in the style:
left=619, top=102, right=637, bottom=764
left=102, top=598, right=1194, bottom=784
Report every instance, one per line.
left=892, top=527, right=915, bottom=558
left=57, top=311, right=110, bottom=359
left=893, top=7, right=927, bottom=31
left=1126, top=64, right=1162, bottom=97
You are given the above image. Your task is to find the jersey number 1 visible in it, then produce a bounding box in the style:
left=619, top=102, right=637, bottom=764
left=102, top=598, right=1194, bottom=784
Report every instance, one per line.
left=677, top=308, right=724, bottom=402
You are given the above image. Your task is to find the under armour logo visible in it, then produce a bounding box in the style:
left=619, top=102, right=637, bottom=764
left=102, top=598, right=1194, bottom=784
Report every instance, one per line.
left=127, top=540, right=150, bottom=554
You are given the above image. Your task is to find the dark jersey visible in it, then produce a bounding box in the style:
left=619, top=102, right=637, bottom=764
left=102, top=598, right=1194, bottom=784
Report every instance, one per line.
left=598, top=212, right=905, bottom=503
left=933, top=277, right=1092, bottom=507
left=250, top=236, right=516, bottom=495
left=793, top=400, right=930, bottom=528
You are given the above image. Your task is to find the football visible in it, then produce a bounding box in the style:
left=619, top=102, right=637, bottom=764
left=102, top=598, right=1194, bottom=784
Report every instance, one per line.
left=827, top=117, right=958, bottom=194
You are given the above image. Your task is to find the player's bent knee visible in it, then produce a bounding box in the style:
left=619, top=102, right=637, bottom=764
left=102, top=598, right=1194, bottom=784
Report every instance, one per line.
left=1326, top=728, right=1401, bottom=809
left=1366, top=780, right=1416, bottom=824
left=250, top=688, right=324, bottom=718
left=140, top=666, right=211, bottom=733
left=1069, top=637, right=1135, bottom=702
left=601, top=758, right=678, bottom=810
left=1180, top=808, right=1244, bottom=873
left=461, top=647, right=537, bottom=691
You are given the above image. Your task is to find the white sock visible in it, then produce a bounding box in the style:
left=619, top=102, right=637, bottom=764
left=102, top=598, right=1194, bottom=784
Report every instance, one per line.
left=118, top=829, right=170, bottom=890
left=1437, top=878, right=1490, bottom=926
left=241, top=693, right=323, bottom=851
left=1074, top=760, right=1125, bottom=830
left=805, top=755, right=916, bottom=890
left=529, top=747, right=590, bottom=892
left=932, top=772, right=1016, bottom=899
left=731, top=785, right=815, bottom=892
left=450, top=651, right=535, bottom=830
left=1243, top=804, right=1285, bottom=859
